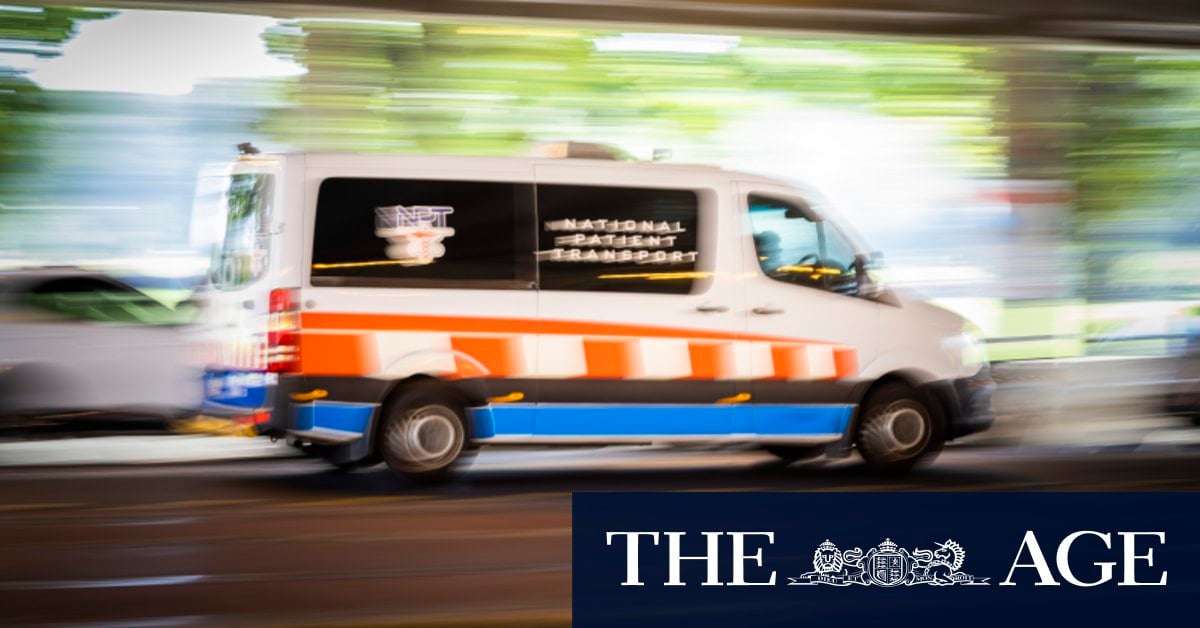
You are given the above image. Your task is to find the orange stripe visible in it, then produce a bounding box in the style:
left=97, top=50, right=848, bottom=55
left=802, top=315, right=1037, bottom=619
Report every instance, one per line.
left=298, top=332, right=378, bottom=376
left=301, top=312, right=826, bottom=344
left=582, top=339, right=640, bottom=379
left=833, top=347, right=858, bottom=379
left=686, top=341, right=736, bottom=380
left=449, top=336, right=527, bottom=378
left=769, top=345, right=805, bottom=381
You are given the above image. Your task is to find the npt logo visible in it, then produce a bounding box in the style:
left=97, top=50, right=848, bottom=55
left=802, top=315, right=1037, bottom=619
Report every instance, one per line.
left=604, top=531, right=1167, bottom=588
left=375, top=205, right=455, bottom=265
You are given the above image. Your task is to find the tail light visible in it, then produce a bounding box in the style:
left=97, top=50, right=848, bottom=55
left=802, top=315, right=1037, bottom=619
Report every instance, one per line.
left=267, top=287, right=300, bottom=373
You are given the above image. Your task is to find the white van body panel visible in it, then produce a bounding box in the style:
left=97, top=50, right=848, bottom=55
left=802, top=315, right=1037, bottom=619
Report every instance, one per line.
left=199, top=152, right=993, bottom=458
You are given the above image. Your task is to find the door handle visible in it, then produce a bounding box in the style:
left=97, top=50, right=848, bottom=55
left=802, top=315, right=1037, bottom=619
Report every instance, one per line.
left=752, top=305, right=785, bottom=315
left=696, top=304, right=729, bottom=313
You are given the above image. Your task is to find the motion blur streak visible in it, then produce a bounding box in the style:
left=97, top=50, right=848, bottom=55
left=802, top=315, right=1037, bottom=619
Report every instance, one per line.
left=5, top=6, right=1200, bottom=340
left=1, top=448, right=1199, bottom=625
left=4, top=1, right=1200, bottom=626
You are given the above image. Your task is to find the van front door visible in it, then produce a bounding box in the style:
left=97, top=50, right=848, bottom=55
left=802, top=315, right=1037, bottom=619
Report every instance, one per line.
left=737, top=182, right=878, bottom=443
left=529, top=166, right=743, bottom=442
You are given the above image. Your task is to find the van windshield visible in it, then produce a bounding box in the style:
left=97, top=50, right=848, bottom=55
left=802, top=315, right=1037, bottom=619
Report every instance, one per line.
left=211, top=173, right=274, bottom=290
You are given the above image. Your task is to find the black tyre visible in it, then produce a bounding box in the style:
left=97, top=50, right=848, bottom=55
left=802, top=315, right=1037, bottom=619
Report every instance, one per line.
left=378, top=385, right=469, bottom=484
left=763, top=445, right=824, bottom=463
left=855, top=382, right=942, bottom=473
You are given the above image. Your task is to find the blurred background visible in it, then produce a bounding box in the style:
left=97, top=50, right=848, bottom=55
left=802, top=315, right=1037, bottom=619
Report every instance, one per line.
left=4, top=1, right=1200, bottom=625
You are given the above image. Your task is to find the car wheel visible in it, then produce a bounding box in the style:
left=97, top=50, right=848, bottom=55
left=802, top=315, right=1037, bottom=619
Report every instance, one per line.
left=763, top=445, right=824, bottom=463
left=379, top=386, right=468, bottom=484
left=855, top=382, right=942, bottom=473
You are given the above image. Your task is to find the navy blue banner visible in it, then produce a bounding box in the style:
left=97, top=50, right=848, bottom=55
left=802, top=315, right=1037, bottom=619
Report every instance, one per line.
left=573, top=493, right=1200, bottom=627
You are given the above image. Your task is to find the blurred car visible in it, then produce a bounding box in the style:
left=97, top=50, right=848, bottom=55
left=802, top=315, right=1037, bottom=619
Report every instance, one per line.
left=1161, top=331, right=1200, bottom=426
left=0, top=268, right=203, bottom=420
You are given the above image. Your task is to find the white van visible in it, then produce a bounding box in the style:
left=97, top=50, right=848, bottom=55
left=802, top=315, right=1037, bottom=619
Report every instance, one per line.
left=199, top=147, right=993, bottom=481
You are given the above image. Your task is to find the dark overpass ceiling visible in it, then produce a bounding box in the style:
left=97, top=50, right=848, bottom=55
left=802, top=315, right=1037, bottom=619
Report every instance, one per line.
left=29, top=0, right=1200, bottom=47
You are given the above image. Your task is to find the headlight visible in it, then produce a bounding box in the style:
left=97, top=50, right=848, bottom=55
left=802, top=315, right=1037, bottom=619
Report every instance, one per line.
left=942, top=326, right=987, bottom=374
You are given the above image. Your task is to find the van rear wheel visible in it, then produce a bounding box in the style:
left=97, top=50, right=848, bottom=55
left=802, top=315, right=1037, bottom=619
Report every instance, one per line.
left=855, top=382, right=942, bottom=473
left=379, top=386, right=468, bottom=484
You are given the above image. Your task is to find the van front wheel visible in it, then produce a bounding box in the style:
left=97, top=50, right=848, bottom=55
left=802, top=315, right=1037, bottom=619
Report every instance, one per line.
left=379, top=387, right=467, bottom=484
left=855, top=383, right=942, bottom=473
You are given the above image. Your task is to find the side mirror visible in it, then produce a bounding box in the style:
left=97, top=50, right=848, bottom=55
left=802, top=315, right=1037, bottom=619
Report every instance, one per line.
left=855, top=254, right=883, bottom=299
left=783, top=199, right=818, bottom=221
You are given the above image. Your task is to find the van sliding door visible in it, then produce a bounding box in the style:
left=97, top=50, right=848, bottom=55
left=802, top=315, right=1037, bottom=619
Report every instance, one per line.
left=302, top=165, right=539, bottom=432
left=528, top=165, right=744, bottom=442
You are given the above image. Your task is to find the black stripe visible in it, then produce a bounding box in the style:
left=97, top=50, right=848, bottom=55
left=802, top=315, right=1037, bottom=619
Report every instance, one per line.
left=528, top=378, right=856, bottom=405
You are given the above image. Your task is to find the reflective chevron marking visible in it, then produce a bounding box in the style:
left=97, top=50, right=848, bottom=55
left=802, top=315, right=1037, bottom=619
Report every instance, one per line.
left=298, top=313, right=856, bottom=381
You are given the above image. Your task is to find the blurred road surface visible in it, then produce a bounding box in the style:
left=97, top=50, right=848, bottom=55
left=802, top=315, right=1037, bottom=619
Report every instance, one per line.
left=1, top=443, right=1200, bottom=626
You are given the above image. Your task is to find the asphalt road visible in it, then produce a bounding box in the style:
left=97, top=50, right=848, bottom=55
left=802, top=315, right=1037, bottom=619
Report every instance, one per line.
left=2, top=445, right=1199, bottom=627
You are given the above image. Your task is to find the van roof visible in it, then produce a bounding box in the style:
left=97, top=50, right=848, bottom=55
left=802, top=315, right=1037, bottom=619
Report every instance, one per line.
left=249, top=151, right=791, bottom=187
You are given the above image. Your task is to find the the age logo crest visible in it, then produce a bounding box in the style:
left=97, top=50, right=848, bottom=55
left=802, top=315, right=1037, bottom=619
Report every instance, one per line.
left=789, top=538, right=989, bottom=586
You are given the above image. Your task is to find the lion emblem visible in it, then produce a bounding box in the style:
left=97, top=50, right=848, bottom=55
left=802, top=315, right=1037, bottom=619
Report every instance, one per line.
left=813, top=539, right=844, bottom=574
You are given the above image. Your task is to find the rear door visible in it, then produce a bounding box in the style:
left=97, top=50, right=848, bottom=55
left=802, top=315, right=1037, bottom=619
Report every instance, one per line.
left=196, top=158, right=285, bottom=413
left=530, top=165, right=744, bottom=440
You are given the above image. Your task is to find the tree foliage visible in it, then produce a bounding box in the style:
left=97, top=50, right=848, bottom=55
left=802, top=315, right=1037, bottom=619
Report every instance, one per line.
left=260, top=20, right=1003, bottom=169
left=0, top=6, right=114, bottom=191
left=1067, top=52, right=1200, bottom=223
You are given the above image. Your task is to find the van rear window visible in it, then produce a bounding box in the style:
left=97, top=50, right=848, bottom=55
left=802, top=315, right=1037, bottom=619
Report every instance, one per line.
left=311, top=178, right=535, bottom=289
left=212, top=173, right=273, bottom=290
left=536, top=184, right=701, bottom=294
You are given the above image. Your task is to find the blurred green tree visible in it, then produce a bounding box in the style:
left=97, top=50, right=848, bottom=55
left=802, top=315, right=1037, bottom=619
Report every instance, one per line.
left=1069, top=52, right=1200, bottom=224
left=259, top=20, right=1003, bottom=170
left=0, top=5, right=114, bottom=203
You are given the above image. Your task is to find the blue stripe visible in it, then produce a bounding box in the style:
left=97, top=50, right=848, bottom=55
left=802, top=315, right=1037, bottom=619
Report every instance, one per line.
left=752, top=404, right=852, bottom=435
left=493, top=406, right=535, bottom=435
left=474, top=404, right=851, bottom=438
left=292, top=402, right=374, bottom=435
left=470, top=407, right=496, bottom=439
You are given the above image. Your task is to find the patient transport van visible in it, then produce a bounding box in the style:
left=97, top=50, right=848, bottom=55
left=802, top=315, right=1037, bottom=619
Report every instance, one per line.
left=200, top=146, right=993, bottom=481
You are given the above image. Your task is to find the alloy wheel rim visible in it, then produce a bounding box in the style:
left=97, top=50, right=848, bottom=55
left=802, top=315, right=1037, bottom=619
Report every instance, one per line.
left=387, top=404, right=462, bottom=470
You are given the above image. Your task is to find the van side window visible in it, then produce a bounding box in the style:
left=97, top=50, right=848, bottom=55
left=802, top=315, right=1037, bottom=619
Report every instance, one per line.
left=311, top=178, right=535, bottom=289
left=536, top=184, right=700, bottom=294
left=748, top=194, right=859, bottom=295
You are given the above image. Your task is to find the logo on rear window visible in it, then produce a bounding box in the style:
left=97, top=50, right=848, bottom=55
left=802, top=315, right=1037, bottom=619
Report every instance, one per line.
left=375, top=205, right=455, bottom=265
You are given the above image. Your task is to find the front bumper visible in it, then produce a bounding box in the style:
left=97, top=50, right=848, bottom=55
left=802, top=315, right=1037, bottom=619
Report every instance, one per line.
left=946, top=365, right=996, bottom=439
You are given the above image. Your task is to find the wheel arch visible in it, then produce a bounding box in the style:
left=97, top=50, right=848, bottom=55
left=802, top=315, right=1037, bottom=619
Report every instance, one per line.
left=372, top=374, right=484, bottom=448
left=841, top=369, right=949, bottom=451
